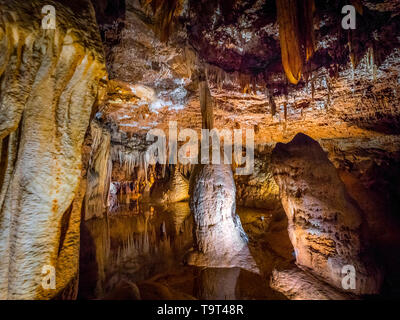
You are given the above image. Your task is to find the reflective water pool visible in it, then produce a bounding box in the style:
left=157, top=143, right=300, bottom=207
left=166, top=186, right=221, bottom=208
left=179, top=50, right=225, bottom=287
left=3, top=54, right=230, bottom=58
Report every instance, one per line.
left=79, top=202, right=293, bottom=300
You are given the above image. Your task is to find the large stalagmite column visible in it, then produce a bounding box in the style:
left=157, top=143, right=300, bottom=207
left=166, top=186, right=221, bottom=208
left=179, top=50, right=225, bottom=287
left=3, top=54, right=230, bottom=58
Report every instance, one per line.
left=271, top=133, right=382, bottom=295
left=0, top=1, right=107, bottom=299
left=186, top=74, right=257, bottom=272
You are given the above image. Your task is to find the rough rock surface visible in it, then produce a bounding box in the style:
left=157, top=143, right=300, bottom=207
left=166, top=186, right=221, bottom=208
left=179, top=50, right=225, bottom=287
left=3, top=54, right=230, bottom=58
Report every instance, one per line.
left=235, top=146, right=281, bottom=209
left=150, top=166, right=189, bottom=203
left=85, top=121, right=112, bottom=220
left=187, top=164, right=258, bottom=273
left=270, top=267, right=353, bottom=300
left=271, top=133, right=382, bottom=295
left=0, top=0, right=107, bottom=299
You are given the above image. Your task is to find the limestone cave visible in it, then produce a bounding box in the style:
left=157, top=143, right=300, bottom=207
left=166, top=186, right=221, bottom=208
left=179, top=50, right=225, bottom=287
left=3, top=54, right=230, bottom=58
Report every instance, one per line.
left=1, top=0, right=400, bottom=302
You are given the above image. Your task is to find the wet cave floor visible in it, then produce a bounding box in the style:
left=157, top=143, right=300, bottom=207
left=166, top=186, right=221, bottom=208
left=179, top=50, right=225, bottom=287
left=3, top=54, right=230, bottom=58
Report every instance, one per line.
left=78, top=203, right=294, bottom=300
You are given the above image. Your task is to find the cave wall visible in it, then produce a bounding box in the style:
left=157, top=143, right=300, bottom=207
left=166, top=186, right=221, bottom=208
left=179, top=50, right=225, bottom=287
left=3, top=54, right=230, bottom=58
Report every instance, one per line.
left=0, top=0, right=107, bottom=299
left=235, top=145, right=281, bottom=209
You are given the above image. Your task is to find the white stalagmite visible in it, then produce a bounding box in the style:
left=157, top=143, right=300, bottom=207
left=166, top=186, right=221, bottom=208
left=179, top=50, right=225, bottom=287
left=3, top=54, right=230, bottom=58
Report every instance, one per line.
left=187, top=164, right=258, bottom=272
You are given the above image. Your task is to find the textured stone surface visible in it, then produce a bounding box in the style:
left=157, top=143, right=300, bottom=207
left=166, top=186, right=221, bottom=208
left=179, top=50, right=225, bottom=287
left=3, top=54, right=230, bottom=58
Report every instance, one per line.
left=0, top=0, right=107, bottom=299
left=187, top=164, right=258, bottom=272
left=235, top=146, right=281, bottom=209
left=271, top=133, right=382, bottom=295
left=85, top=121, right=112, bottom=220
left=270, top=267, right=353, bottom=300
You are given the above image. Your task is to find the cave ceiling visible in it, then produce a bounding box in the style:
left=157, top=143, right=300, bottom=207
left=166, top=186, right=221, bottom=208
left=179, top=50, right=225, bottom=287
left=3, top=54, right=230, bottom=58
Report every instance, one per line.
left=91, top=0, right=400, bottom=145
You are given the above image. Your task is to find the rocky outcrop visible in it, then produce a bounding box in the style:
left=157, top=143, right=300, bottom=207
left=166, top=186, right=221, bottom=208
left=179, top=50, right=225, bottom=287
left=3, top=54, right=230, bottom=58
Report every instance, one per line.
left=235, top=146, right=281, bottom=209
left=0, top=0, right=107, bottom=299
left=270, top=267, right=353, bottom=300
left=187, top=164, right=258, bottom=272
left=271, top=133, right=382, bottom=295
left=150, top=166, right=189, bottom=203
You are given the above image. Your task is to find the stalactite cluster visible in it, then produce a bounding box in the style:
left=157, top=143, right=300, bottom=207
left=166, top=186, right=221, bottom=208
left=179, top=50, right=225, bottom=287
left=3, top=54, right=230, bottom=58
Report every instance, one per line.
left=143, top=0, right=184, bottom=42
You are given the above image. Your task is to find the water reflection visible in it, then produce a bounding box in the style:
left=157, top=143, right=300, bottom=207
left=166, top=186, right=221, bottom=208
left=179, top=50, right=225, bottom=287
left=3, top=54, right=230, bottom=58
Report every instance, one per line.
left=79, top=202, right=289, bottom=300
left=79, top=202, right=193, bottom=298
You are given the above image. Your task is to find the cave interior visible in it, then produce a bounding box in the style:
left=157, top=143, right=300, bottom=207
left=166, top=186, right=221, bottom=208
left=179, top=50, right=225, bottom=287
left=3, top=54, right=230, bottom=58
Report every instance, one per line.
left=0, top=0, right=400, bottom=300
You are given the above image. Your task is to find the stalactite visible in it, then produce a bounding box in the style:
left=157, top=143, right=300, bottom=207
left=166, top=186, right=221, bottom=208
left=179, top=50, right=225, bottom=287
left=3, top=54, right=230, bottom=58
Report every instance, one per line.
left=366, top=47, right=377, bottom=81
left=351, top=0, right=363, bottom=15
left=284, top=102, right=288, bottom=121
left=276, top=0, right=315, bottom=85
left=144, top=0, right=183, bottom=42
left=326, top=76, right=332, bottom=109
left=298, top=0, right=316, bottom=62
left=266, top=86, right=277, bottom=116
left=311, top=76, right=315, bottom=101
left=348, top=32, right=357, bottom=70
left=199, top=75, right=214, bottom=130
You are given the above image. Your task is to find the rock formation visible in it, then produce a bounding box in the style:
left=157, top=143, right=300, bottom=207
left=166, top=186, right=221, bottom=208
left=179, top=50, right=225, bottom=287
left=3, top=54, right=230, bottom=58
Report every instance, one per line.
left=85, top=121, right=112, bottom=220
left=186, top=74, right=257, bottom=272
left=0, top=0, right=107, bottom=299
left=271, top=133, right=382, bottom=295
left=270, top=267, right=353, bottom=300
left=187, top=163, right=258, bottom=272
left=149, top=166, right=189, bottom=203
left=1, top=0, right=399, bottom=300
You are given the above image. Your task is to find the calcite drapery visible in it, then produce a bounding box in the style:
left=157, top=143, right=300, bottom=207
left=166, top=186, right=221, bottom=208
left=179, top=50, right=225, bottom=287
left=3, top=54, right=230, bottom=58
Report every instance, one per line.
left=85, top=121, right=112, bottom=220
left=0, top=0, right=107, bottom=299
left=276, top=0, right=315, bottom=84
left=271, top=133, right=382, bottom=295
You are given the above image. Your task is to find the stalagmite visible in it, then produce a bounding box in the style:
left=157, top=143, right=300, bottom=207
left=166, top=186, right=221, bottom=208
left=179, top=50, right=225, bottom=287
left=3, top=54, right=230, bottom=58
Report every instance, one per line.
left=186, top=72, right=258, bottom=272
left=271, top=133, right=382, bottom=295
left=0, top=0, right=107, bottom=299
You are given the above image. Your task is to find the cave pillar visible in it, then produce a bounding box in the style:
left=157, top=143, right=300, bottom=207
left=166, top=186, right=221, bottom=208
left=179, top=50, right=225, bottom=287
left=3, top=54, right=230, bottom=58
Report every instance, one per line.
left=271, top=133, right=382, bottom=295
left=0, top=0, right=107, bottom=299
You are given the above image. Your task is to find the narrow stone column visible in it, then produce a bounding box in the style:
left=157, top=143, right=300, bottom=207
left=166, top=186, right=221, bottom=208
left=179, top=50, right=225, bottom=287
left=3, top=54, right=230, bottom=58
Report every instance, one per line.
left=186, top=73, right=258, bottom=272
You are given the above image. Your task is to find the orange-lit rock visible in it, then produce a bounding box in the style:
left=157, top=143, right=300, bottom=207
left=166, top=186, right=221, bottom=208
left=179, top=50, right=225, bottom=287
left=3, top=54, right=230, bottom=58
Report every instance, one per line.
left=271, top=133, right=382, bottom=295
left=187, top=164, right=258, bottom=273
left=270, top=267, right=353, bottom=300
